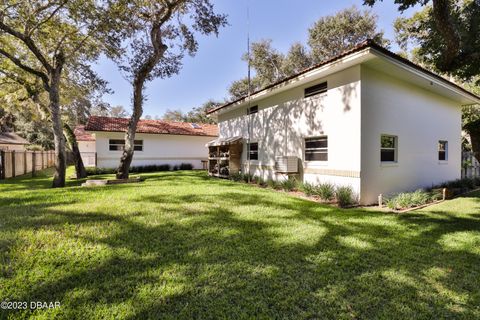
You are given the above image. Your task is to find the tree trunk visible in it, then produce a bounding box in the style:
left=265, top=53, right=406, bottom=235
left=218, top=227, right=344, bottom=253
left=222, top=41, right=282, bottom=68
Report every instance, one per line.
left=116, top=26, right=168, bottom=179
left=49, top=66, right=66, bottom=187
left=63, top=123, right=87, bottom=179
left=115, top=84, right=143, bottom=179
left=465, top=119, right=480, bottom=163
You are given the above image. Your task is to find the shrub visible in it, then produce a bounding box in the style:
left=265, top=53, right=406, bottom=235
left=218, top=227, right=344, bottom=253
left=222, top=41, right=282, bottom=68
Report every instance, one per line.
left=300, top=182, right=316, bottom=196
left=335, top=186, right=356, bottom=208
left=229, top=172, right=244, bottom=182
left=86, top=164, right=174, bottom=176
left=267, top=179, right=280, bottom=190
left=179, top=163, right=193, bottom=170
left=242, top=173, right=254, bottom=183
left=252, top=175, right=266, bottom=186
left=385, top=189, right=436, bottom=210
left=280, top=178, right=298, bottom=192
left=172, top=165, right=179, bottom=171
left=315, top=183, right=335, bottom=201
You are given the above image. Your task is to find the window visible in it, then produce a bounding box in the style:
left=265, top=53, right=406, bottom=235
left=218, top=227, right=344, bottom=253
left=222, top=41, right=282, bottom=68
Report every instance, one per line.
left=247, top=142, right=258, bottom=160
left=247, top=105, right=258, bottom=115
left=381, top=135, right=397, bottom=162
left=304, top=82, right=327, bottom=98
left=438, top=140, right=448, bottom=161
left=305, top=136, right=328, bottom=161
left=109, top=139, right=143, bottom=151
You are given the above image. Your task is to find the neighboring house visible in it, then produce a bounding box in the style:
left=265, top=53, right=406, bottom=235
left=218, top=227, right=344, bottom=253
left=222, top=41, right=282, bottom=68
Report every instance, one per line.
left=0, top=132, right=29, bottom=151
left=74, top=125, right=97, bottom=167
left=84, top=116, right=218, bottom=169
left=207, top=40, right=480, bottom=205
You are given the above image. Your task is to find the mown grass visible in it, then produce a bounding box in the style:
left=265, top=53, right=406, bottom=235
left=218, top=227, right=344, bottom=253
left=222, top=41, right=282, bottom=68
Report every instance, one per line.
left=0, top=168, right=479, bottom=319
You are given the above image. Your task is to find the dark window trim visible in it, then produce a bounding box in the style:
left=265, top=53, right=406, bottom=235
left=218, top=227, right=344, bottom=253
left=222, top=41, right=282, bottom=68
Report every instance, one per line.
left=304, top=82, right=327, bottom=98
left=247, top=105, right=258, bottom=115
left=305, top=136, right=328, bottom=161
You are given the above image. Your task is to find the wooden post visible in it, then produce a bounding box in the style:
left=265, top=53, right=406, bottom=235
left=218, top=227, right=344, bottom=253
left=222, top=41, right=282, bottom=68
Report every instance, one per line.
left=32, top=152, right=36, bottom=177
left=0, top=150, right=5, bottom=180
left=95, top=152, right=97, bottom=167
left=24, top=151, right=27, bottom=175
left=11, top=151, right=16, bottom=178
left=41, top=151, right=44, bottom=169
left=442, top=188, right=446, bottom=201
left=378, top=194, right=383, bottom=208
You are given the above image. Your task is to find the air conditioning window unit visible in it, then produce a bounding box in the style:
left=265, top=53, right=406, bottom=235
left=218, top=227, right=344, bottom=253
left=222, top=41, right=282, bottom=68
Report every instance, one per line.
left=274, top=156, right=298, bottom=173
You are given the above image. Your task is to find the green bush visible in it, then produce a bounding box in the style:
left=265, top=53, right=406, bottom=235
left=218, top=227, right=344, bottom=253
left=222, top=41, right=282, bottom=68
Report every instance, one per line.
left=179, top=163, right=193, bottom=170
left=315, top=183, right=335, bottom=201
left=229, top=172, right=244, bottom=182
left=86, top=164, right=174, bottom=176
left=434, top=178, right=476, bottom=190
left=385, top=189, right=436, bottom=210
left=280, top=178, right=298, bottom=192
left=266, top=179, right=280, bottom=190
left=335, top=186, right=356, bottom=208
left=300, top=182, right=316, bottom=196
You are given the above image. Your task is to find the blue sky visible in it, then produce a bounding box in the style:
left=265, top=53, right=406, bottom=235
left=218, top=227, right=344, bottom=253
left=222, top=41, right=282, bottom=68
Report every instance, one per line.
left=92, top=0, right=418, bottom=118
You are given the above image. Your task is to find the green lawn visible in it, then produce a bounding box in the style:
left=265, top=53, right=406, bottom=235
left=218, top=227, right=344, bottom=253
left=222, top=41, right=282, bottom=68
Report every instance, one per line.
left=1, top=169, right=479, bottom=319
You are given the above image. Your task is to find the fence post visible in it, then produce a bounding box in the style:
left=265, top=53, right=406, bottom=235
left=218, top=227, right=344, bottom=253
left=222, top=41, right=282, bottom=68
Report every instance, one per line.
left=41, top=151, right=44, bottom=169
left=0, top=150, right=5, bottom=180
left=32, top=152, right=36, bottom=177
left=12, top=151, right=16, bottom=178
left=95, top=152, right=97, bottom=167
left=24, top=151, right=27, bottom=175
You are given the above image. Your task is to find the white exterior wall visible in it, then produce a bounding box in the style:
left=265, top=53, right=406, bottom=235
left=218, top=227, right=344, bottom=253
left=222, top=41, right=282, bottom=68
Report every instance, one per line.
left=218, top=66, right=362, bottom=194
left=360, top=66, right=462, bottom=204
left=78, top=140, right=96, bottom=167
left=93, top=132, right=213, bottom=169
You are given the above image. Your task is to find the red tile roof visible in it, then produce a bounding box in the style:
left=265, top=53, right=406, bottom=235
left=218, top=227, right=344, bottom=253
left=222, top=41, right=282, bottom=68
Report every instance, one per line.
left=85, top=116, right=218, bottom=137
left=74, top=125, right=95, bottom=141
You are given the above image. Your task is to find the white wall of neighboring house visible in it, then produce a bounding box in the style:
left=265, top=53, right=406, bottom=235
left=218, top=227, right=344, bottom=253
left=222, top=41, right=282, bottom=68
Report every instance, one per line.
left=360, top=66, right=462, bottom=204
left=218, top=66, right=362, bottom=194
left=78, top=140, right=96, bottom=167
left=92, top=131, right=213, bottom=169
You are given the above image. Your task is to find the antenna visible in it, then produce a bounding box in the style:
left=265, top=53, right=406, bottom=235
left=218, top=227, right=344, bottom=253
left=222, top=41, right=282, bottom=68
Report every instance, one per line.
left=246, top=0, right=252, bottom=183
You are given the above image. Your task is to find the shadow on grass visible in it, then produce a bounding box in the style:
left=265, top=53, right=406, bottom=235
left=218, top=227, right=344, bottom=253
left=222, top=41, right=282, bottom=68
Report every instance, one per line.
left=0, top=171, right=479, bottom=319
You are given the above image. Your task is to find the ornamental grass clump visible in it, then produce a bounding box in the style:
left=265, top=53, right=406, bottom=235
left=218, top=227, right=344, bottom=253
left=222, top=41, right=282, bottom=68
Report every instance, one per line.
left=315, top=183, right=336, bottom=201
left=385, top=189, right=436, bottom=210
left=280, top=178, right=298, bottom=192
left=300, top=182, right=316, bottom=196
left=335, top=186, right=356, bottom=207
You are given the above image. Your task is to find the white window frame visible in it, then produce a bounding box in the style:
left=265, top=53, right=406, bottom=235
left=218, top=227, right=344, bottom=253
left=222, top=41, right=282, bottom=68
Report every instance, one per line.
left=109, top=139, right=144, bottom=152
left=304, top=136, right=328, bottom=162
left=380, top=135, right=397, bottom=163
left=247, top=142, right=259, bottom=161
left=438, top=140, right=448, bottom=161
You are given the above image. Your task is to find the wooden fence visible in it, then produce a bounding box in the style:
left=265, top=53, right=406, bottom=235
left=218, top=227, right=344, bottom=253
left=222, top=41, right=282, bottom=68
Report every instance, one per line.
left=0, top=150, right=56, bottom=179
left=462, top=151, right=480, bottom=178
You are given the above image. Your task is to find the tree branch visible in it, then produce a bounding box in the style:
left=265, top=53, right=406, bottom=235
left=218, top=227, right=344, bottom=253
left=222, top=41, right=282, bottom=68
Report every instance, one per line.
left=0, top=21, right=53, bottom=72
left=0, top=48, right=50, bottom=90
left=431, top=0, right=460, bottom=71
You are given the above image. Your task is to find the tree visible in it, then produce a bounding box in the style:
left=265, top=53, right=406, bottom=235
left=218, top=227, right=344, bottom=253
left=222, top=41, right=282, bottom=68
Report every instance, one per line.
left=388, top=1, right=480, bottom=162
left=162, top=109, right=185, bottom=122
left=308, top=6, right=389, bottom=63
left=226, top=6, right=389, bottom=101
left=0, top=1, right=123, bottom=187
left=365, top=0, right=480, bottom=82
left=184, top=100, right=220, bottom=124
left=114, top=0, right=227, bottom=179
left=282, top=43, right=312, bottom=77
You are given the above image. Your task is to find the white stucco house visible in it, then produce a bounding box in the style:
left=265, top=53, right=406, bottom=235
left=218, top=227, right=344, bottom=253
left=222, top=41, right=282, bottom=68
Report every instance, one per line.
left=81, top=116, right=218, bottom=169
left=206, top=40, right=480, bottom=205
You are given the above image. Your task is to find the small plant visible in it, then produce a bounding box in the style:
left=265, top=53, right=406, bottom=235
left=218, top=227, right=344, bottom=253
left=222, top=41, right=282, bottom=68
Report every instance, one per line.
left=335, top=186, right=356, bottom=207
left=385, top=189, right=436, bottom=210
left=267, top=179, right=280, bottom=190
left=242, top=173, right=254, bottom=183
left=172, top=165, right=179, bottom=171
left=315, top=183, right=335, bottom=201
left=229, top=172, right=244, bottom=182
left=300, top=182, right=316, bottom=196
left=280, top=178, right=298, bottom=192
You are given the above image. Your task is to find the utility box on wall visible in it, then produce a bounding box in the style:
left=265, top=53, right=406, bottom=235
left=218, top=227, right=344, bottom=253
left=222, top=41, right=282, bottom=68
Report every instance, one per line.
left=274, top=156, right=298, bottom=173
